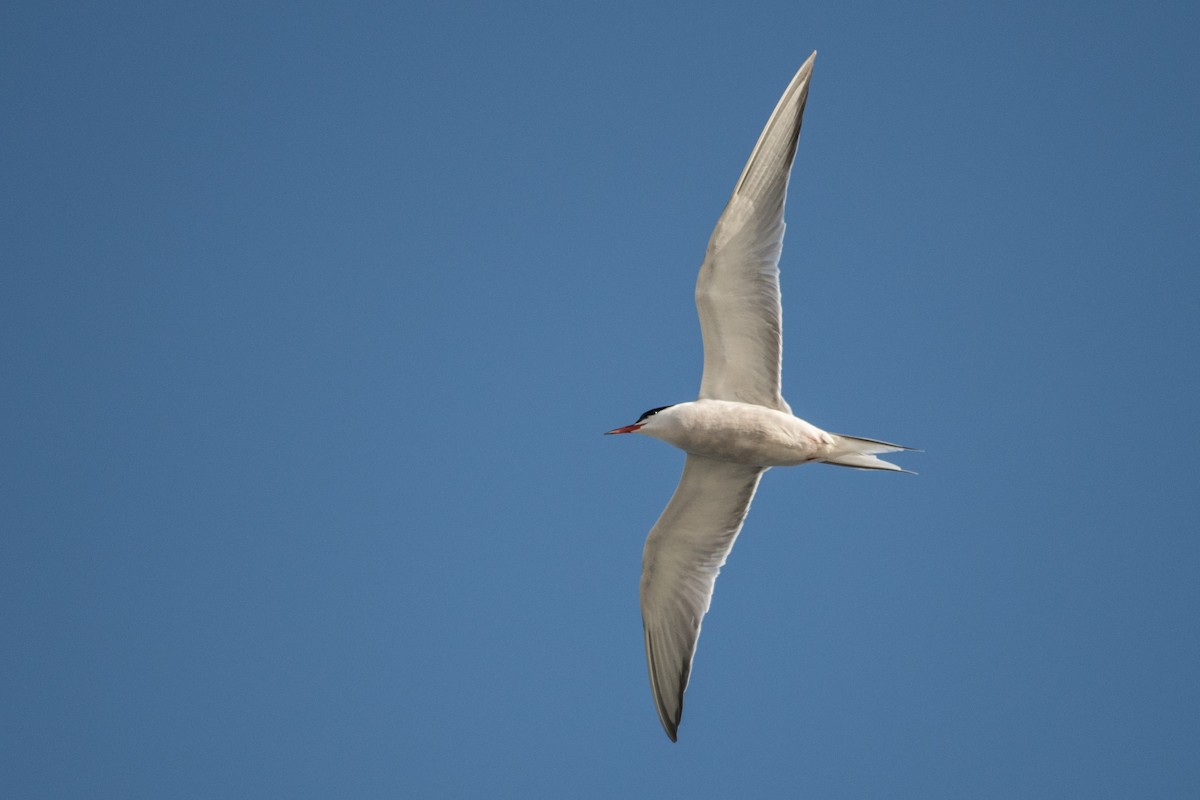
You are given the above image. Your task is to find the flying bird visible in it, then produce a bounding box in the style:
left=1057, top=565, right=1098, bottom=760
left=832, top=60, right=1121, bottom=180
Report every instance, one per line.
left=606, top=52, right=914, bottom=742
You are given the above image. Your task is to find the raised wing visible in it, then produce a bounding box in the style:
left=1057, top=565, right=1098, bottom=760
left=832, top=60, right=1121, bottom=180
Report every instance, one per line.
left=640, top=454, right=766, bottom=741
left=696, top=52, right=816, bottom=412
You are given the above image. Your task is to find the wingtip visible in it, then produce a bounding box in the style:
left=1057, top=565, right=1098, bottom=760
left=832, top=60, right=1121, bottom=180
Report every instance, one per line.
left=659, top=704, right=681, bottom=742
left=790, top=51, right=816, bottom=85
left=644, top=622, right=687, bottom=742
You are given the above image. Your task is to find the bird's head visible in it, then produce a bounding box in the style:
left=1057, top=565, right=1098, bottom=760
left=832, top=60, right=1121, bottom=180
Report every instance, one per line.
left=605, top=405, right=676, bottom=436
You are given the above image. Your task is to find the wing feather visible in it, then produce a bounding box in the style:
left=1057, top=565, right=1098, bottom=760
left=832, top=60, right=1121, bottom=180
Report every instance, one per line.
left=639, top=455, right=766, bottom=740
left=696, top=52, right=816, bottom=412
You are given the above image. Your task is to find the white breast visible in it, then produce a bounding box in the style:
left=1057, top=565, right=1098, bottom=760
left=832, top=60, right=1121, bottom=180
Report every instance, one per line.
left=643, top=400, right=835, bottom=467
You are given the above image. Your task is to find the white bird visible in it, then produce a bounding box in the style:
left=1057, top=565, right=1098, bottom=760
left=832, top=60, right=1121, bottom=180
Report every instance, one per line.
left=606, top=51, right=914, bottom=742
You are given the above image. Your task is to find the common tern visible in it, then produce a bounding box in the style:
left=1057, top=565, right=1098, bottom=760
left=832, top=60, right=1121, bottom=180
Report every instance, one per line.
left=607, top=51, right=914, bottom=742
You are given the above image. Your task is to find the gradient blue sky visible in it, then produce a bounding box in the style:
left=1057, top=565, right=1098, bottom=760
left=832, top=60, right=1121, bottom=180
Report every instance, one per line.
left=4, top=1, right=1199, bottom=797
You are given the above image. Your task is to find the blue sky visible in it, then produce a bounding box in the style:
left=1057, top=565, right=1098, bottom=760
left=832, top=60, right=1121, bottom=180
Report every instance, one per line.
left=3, top=1, right=1198, bottom=797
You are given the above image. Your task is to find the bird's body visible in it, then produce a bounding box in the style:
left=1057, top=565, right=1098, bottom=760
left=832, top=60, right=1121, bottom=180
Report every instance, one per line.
left=633, top=399, right=908, bottom=469
left=607, top=51, right=913, bottom=741
left=638, top=400, right=831, bottom=466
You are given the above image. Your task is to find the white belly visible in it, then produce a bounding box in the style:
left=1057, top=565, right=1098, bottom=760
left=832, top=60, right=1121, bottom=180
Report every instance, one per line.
left=650, top=399, right=835, bottom=467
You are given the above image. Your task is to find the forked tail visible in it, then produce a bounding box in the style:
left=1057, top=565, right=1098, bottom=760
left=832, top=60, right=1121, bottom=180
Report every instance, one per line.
left=822, top=434, right=917, bottom=474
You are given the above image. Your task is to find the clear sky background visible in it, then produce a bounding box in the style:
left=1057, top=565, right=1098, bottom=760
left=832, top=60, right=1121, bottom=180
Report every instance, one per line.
left=3, top=1, right=1198, bottom=797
